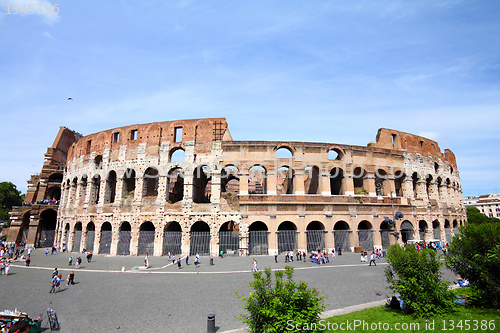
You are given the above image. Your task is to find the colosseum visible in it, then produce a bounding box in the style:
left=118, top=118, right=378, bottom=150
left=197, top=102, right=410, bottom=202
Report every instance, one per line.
left=8, top=117, right=466, bottom=256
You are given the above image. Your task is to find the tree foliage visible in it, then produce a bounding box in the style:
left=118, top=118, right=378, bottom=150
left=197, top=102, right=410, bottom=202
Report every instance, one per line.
left=385, top=244, right=457, bottom=317
left=0, top=182, right=23, bottom=220
left=238, top=266, right=326, bottom=333
left=466, top=206, right=500, bottom=225
left=446, top=218, right=500, bottom=308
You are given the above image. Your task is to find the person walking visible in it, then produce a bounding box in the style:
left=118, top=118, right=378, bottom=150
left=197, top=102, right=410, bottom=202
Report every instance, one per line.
left=68, top=256, right=73, bottom=266
left=251, top=258, right=257, bottom=272
left=185, top=254, right=189, bottom=265
left=25, top=255, right=31, bottom=267
left=67, top=271, right=75, bottom=285
left=369, top=251, right=377, bottom=266
left=168, top=251, right=171, bottom=261
left=275, top=254, right=278, bottom=263
left=144, top=253, right=149, bottom=267
left=50, top=275, right=57, bottom=293
left=195, top=256, right=199, bottom=267
left=177, top=258, right=181, bottom=269
left=4, top=262, right=10, bottom=276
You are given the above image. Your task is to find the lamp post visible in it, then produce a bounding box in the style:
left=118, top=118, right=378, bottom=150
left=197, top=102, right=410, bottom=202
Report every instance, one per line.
left=376, top=181, right=403, bottom=242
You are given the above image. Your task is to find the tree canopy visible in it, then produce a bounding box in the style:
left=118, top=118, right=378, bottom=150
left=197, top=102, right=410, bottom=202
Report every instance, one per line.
left=0, top=182, right=24, bottom=221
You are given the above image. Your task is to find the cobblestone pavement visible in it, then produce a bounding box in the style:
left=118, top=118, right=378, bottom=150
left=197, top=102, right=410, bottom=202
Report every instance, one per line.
left=0, top=249, right=458, bottom=332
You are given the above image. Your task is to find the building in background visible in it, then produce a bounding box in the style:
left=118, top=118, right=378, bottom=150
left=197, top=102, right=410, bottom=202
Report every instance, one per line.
left=464, top=194, right=500, bottom=218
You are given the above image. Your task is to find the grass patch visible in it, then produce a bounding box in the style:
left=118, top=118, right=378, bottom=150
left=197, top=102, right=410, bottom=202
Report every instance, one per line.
left=320, top=305, right=499, bottom=332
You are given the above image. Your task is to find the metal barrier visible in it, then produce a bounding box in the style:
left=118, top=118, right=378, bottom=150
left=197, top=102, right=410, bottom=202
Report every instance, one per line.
left=86, top=231, right=95, bottom=252
left=248, top=231, right=268, bottom=255
left=117, top=231, right=131, bottom=255
left=163, top=231, right=182, bottom=255
left=39, top=230, right=56, bottom=248
left=72, top=231, right=82, bottom=252
left=190, top=232, right=210, bottom=256
left=219, top=231, right=239, bottom=256
left=333, top=230, right=351, bottom=252
left=380, top=230, right=390, bottom=249
left=306, top=230, right=325, bottom=253
left=358, top=230, right=374, bottom=251
left=138, top=231, right=155, bottom=255
left=277, top=230, right=297, bottom=253
left=99, top=231, right=112, bottom=254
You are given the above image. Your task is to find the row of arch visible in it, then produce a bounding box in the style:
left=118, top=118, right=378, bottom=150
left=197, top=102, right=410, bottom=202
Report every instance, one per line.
left=60, top=218, right=464, bottom=256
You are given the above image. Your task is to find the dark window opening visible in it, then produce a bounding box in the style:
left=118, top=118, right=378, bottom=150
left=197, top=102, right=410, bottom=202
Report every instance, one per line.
left=130, top=129, right=138, bottom=141
left=174, top=127, right=183, bottom=142
left=113, top=132, right=120, bottom=143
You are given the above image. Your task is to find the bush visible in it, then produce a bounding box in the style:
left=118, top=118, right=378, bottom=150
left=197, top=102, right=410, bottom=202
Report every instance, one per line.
left=238, top=266, right=326, bottom=333
left=446, top=221, right=500, bottom=307
left=385, top=244, right=457, bottom=317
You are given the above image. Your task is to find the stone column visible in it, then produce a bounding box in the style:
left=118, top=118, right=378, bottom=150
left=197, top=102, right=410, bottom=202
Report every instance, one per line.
left=343, top=176, right=354, bottom=196
left=416, top=180, right=427, bottom=200
left=130, top=226, right=139, bottom=256
left=211, top=227, right=219, bottom=257
left=183, top=173, right=194, bottom=208
left=93, top=229, right=101, bottom=254
left=387, top=179, right=396, bottom=196
left=68, top=229, right=75, bottom=253
left=439, top=184, right=448, bottom=202
left=297, top=229, right=306, bottom=252
left=267, top=170, right=277, bottom=195
left=324, top=230, right=334, bottom=251
left=321, top=174, right=331, bottom=196
left=448, top=185, right=455, bottom=204
left=239, top=174, right=249, bottom=195
left=134, top=177, right=144, bottom=203
left=110, top=228, right=119, bottom=256
left=114, top=177, right=124, bottom=206
left=365, top=175, right=376, bottom=196
left=373, top=229, right=382, bottom=250
left=154, top=228, right=163, bottom=256
left=156, top=175, right=168, bottom=208
left=428, top=181, right=439, bottom=201
left=294, top=171, right=305, bottom=195
left=402, top=178, right=413, bottom=199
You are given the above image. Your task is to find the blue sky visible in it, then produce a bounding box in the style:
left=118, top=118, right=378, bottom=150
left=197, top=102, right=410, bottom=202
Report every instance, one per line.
left=0, top=0, right=499, bottom=196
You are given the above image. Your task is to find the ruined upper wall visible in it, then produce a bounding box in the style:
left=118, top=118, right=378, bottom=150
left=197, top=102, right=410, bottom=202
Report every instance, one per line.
left=67, top=118, right=230, bottom=160
left=46, top=127, right=83, bottom=166
left=372, top=128, right=456, bottom=168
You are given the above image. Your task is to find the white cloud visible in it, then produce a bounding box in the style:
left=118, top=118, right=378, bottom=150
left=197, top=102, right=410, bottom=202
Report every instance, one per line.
left=43, top=31, right=53, bottom=39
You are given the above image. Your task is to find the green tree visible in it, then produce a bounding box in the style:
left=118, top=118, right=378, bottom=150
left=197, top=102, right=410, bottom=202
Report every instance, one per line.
left=238, top=266, right=326, bottom=333
left=0, top=182, right=23, bottom=220
left=385, top=244, right=457, bottom=317
left=446, top=219, right=500, bottom=307
left=466, top=206, right=500, bottom=225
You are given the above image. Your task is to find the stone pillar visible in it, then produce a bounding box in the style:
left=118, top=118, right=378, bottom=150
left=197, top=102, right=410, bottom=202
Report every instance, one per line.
left=110, top=228, right=119, bottom=255
left=439, top=184, right=448, bottom=202
left=428, top=181, right=439, bottom=201
left=183, top=173, right=194, bottom=206
left=93, top=229, right=101, bottom=254
left=134, top=177, right=144, bottom=203
left=416, top=180, right=427, bottom=200
left=154, top=228, right=163, bottom=256
left=343, top=176, right=354, bottom=196
left=439, top=219, right=447, bottom=243
left=269, top=228, right=277, bottom=255
left=211, top=227, right=219, bottom=257
left=373, top=229, right=382, bottom=249
left=68, top=183, right=77, bottom=208
left=294, top=171, right=305, bottom=195
left=156, top=176, right=168, bottom=206
left=181, top=230, right=190, bottom=256
left=211, top=169, right=221, bottom=211
left=68, top=229, right=75, bottom=253
left=297, top=229, right=306, bottom=252
left=267, top=170, right=277, bottom=195
left=448, top=185, right=455, bottom=204
left=239, top=174, right=249, bottom=195
left=130, top=226, right=139, bottom=256
left=365, top=175, right=376, bottom=196
left=325, top=230, right=334, bottom=251
left=321, top=175, right=331, bottom=196
left=114, top=177, right=124, bottom=206
left=387, top=179, right=396, bottom=196
left=402, top=179, right=413, bottom=199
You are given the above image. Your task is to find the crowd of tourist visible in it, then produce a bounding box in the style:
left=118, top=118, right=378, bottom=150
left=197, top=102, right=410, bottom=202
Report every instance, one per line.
left=21, top=199, right=59, bottom=206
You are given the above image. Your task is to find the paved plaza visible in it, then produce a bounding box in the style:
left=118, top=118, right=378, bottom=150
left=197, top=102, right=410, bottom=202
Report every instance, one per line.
left=0, top=249, right=458, bottom=332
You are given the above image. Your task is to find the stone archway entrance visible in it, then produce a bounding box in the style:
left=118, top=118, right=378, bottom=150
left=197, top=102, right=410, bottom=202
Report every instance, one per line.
left=38, top=209, right=57, bottom=248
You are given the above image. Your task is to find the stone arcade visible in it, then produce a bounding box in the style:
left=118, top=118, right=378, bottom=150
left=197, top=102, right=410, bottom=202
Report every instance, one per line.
left=9, top=118, right=466, bottom=256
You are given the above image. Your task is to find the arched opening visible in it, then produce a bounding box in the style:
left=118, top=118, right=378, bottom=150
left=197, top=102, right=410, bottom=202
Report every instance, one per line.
left=419, top=220, right=428, bottom=241
left=190, top=221, right=210, bottom=255
left=249, top=165, right=266, bottom=194
left=412, top=172, right=420, bottom=198
left=277, top=221, right=297, bottom=253
left=333, top=221, right=351, bottom=252
left=400, top=221, right=414, bottom=244
left=328, top=148, right=343, bottom=160
left=305, top=166, right=320, bottom=195
left=48, top=173, right=63, bottom=184
left=79, top=175, right=88, bottom=205
left=105, top=171, right=117, bottom=204
left=353, top=167, right=367, bottom=195
left=277, top=166, right=294, bottom=194
left=138, top=222, right=155, bottom=255
left=379, top=220, right=391, bottom=249
left=426, top=175, right=433, bottom=199
left=221, top=166, right=240, bottom=194
left=144, top=168, right=159, bottom=197
left=248, top=221, right=268, bottom=255
left=394, top=171, right=405, bottom=197
left=117, top=222, right=132, bottom=255
left=170, top=148, right=186, bottom=163
left=375, top=169, right=388, bottom=196
left=91, top=175, right=101, bottom=205
left=357, top=221, right=373, bottom=251
left=306, top=221, right=325, bottom=253
left=85, top=222, right=95, bottom=252
left=94, top=155, right=103, bottom=169
left=219, top=221, right=240, bottom=256
left=99, top=222, right=112, bottom=254
left=193, top=165, right=211, bottom=203
left=330, top=167, right=344, bottom=195
left=275, top=147, right=293, bottom=159
left=38, top=209, right=57, bottom=248
left=444, top=220, right=451, bottom=243
left=123, top=169, right=136, bottom=197
left=453, top=219, right=459, bottom=237
left=432, top=220, right=441, bottom=240
left=72, top=222, right=83, bottom=253
left=45, top=186, right=61, bottom=201
left=16, top=211, right=30, bottom=244
left=163, top=221, right=182, bottom=256
left=63, top=223, right=70, bottom=248
left=167, top=168, right=184, bottom=204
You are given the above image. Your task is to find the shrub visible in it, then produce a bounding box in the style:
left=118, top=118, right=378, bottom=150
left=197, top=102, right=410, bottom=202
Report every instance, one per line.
left=446, top=221, right=500, bottom=307
left=238, top=266, right=326, bottom=333
left=385, top=244, right=457, bottom=317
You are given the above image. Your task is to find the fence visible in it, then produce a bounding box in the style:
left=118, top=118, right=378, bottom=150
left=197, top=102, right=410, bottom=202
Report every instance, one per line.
left=86, top=231, right=95, bottom=252
left=248, top=231, right=268, bottom=255
left=219, top=231, right=239, bottom=256
left=190, top=232, right=210, bottom=255
left=138, top=231, right=155, bottom=255
left=99, top=231, right=112, bottom=254
left=277, top=230, right=297, bottom=253
left=72, top=231, right=82, bottom=252
left=117, top=231, right=131, bottom=255
left=163, top=231, right=182, bottom=255
left=306, top=230, right=325, bottom=253
left=333, top=230, right=351, bottom=252
left=358, top=230, right=374, bottom=251
left=380, top=230, right=390, bottom=249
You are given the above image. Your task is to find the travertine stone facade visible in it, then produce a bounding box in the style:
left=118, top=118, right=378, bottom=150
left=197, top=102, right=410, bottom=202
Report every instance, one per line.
left=55, top=118, right=466, bottom=256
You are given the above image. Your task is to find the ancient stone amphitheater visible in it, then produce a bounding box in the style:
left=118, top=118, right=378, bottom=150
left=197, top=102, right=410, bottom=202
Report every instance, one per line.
left=9, top=118, right=466, bottom=256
